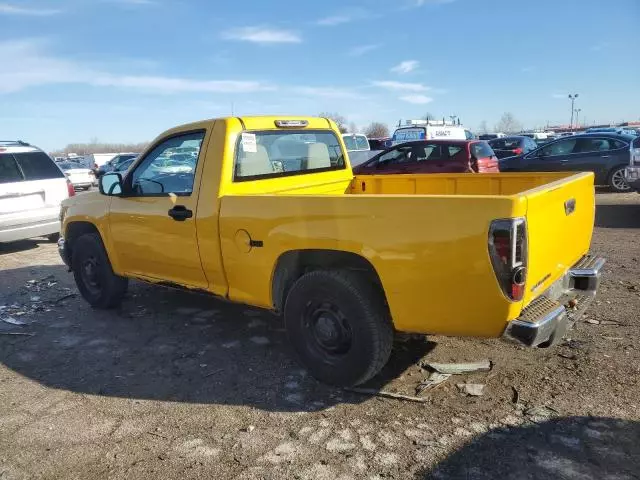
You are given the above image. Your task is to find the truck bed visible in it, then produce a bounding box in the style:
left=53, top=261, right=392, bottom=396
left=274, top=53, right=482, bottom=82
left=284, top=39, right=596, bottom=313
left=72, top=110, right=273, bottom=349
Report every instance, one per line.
left=218, top=171, right=595, bottom=337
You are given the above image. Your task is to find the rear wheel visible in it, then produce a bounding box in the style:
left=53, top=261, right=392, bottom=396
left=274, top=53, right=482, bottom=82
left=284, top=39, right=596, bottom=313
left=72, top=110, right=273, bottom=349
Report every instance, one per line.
left=284, top=270, right=393, bottom=387
left=72, top=233, right=128, bottom=308
left=609, top=166, right=631, bottom=192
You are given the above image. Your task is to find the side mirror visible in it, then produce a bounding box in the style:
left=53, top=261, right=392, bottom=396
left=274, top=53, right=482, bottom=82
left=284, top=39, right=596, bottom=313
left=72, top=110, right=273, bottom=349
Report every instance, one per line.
left=99, top=172, right=123, bottom=196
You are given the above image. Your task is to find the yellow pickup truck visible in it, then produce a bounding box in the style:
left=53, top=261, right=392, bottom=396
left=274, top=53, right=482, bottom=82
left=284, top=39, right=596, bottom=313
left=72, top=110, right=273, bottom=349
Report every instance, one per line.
left=58, top=116, right=604, bottom=386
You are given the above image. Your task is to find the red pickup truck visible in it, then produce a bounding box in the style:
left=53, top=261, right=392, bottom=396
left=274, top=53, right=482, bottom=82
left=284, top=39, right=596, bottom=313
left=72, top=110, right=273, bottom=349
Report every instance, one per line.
left=353, top=140, right=499, bottom=175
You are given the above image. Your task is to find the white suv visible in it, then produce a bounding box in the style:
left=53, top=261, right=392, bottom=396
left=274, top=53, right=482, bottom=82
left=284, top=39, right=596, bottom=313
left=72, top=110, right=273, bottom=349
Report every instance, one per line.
left=0, top=141, right=74, bottom=242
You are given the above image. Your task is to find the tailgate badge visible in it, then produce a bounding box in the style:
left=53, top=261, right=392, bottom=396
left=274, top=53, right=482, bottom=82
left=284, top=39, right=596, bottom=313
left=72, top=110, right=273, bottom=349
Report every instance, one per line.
left=564, top=198, right=576, bottom=216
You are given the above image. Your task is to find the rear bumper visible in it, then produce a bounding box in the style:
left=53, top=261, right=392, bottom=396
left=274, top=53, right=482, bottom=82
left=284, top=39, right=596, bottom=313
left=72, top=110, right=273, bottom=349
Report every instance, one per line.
left=625, top=167, right=640, bottom=192
left=0, top=218, right=59, bottom=243
left=504, top=255, right=605, bottom=347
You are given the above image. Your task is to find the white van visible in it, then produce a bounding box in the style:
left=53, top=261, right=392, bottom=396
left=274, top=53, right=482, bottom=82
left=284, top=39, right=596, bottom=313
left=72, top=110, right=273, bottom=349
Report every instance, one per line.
left=391, top=121, right=467, bottom=145
left=1, top=141, right=74, bottom=242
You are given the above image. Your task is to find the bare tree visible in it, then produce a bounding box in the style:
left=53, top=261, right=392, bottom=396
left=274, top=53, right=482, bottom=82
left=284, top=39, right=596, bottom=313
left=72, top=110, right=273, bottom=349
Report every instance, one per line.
left=319, top=112, right=348, bottom=133
left=494, top=113, right=523, bottom=133
left=478, top=120, right=489, bottom=134
left=348, top=122, right=359, bottom=134
left=50, top=141, right=149, bottom=156
left=364, top=122, right=390, bottom=138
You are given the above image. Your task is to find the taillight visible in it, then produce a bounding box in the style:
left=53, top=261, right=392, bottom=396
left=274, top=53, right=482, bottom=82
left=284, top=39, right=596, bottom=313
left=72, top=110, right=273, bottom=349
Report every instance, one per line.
left=488, top=218, right=527, bottom=301
left=66, top=180, right=75, bottom=197
left=512, top=148, right=523, bottom=155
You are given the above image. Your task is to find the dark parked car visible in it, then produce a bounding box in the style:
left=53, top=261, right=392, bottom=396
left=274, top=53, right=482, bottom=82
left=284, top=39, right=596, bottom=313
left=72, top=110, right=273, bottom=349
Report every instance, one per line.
left=353, top=140, right=499, bottom=175
left=499, top=133, right=635, bottom=192
left=96, top=153, right=138, bottom=179
left=488, top=136, right=538, bottom=159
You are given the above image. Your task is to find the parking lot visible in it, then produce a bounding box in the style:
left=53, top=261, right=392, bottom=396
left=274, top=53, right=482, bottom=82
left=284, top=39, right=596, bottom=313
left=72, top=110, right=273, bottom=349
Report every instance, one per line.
left=0, top=190, right=638, bottom=479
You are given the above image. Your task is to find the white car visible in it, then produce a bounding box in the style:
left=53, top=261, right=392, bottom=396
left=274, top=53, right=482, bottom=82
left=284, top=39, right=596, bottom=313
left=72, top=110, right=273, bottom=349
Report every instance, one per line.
left=57, top=161, right=95, bottom=190
left=0, top=141, right=74, bottom=242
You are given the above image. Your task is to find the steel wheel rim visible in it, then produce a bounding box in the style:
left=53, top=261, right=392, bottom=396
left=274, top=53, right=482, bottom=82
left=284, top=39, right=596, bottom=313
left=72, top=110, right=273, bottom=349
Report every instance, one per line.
left=303, top=301, right=352, bottom=364
left=612, top=170, right=630, bottom=191
left=81, top=255, right=102, bottom=295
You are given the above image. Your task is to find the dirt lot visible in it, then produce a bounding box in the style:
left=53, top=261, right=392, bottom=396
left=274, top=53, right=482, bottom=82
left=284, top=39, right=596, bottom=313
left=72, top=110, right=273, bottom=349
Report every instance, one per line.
left=1, top=191, right=639, bottom=480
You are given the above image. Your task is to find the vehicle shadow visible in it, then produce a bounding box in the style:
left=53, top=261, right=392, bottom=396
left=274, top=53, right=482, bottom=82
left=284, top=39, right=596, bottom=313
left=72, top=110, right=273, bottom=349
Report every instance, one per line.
left=0, top=238, right=50, bottom=255
left=595, top=203, right=640, bottom=229
left=419, top=416, right=640, bottom=479
left=0, top=264, right=434, bottom=413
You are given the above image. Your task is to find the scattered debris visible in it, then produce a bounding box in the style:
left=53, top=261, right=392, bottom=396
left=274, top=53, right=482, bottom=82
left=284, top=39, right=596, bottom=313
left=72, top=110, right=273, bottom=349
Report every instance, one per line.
left=456, top=384, right=485, bottom=397
left=423, top=360, right=492, bottom=375
left=602, top=336, right=623, bottom=341
left=599, top=320, right=621, bottom=326
left=416, top=372, right=451, bottom=395
left=30, top=296, right=41, bottom=302
left=203, top=369, right=224, bottom=378
left=525, top=405, right=559, bottom=422
left=558, top=352, right=577, bottom=360
left=146, top=431, right=168, bottom=440
left=53, top=294, right=77, bottom=305
left=241, top=425, right=256, bottom=433
left=1, top=317, right=26, bottom=326
left=585, top=319, right=600, bottom=325
left=345, top=387, right=430, bottom=403
left=511, top=386, right=519, bottom=404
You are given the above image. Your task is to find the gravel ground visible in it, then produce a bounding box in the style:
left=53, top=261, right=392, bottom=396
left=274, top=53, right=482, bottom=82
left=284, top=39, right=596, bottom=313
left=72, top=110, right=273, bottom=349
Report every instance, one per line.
left=0, top=191, right=638, bottom=480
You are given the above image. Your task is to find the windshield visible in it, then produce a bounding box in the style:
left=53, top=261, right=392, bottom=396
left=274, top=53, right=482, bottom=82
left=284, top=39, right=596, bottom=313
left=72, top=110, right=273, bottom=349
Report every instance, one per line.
left=234, top=130, right=345, bottom=180
left=392, top=128, right=426, bottom=144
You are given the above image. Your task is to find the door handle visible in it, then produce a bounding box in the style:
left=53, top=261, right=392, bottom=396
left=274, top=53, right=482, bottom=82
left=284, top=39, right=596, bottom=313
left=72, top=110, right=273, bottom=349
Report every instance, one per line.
left=168, top=205, right=193, bottom=221
left=600, top=155, right=610, bottom=158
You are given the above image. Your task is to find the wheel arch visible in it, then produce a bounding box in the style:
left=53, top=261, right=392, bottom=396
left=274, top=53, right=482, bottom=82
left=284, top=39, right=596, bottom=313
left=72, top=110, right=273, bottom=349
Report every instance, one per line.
left=64, top=221, right=102, bottom=270
left=271, top=249, right=387, bottom=313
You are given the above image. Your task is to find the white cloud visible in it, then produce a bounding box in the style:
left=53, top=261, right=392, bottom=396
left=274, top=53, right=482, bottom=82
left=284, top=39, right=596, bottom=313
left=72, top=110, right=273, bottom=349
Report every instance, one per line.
left=0, top=3, right=60, bottom=15
left=222, top=27, right=301, bottom=44
left=399, top=95, right=433, bottom=104
left=316, top=8, right=375, bottom=26
left=372, top=80, right=430, bottom=92
left=348, top=44, right=381, bottom=56
left=294, top=86, right=362, bottom=99
left=0, top=39, right=274, bottom=94
left=410, top=0, right=455, bottom=6
left=316, top=15, right=352, bottom=26
left=391, top=60, right=419, bottom=74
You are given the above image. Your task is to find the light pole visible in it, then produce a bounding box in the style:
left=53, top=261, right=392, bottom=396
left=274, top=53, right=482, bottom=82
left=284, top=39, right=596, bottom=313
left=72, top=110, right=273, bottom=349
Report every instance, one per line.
left=568, top=94, right=579, bottom=130
left=574, top=108, right=582, bottom=129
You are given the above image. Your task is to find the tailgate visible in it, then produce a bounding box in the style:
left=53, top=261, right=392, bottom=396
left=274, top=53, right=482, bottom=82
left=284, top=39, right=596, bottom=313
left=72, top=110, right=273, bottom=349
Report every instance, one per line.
left=523, top=172, right=595, bottom=305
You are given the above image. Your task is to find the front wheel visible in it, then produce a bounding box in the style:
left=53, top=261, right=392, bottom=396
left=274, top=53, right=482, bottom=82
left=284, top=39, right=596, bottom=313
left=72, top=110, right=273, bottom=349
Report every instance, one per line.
left=284, top=270, right=393, bottom=387
left=609, top=166, right=631, bottom=192
left=71, top=233, right=128, bottom=308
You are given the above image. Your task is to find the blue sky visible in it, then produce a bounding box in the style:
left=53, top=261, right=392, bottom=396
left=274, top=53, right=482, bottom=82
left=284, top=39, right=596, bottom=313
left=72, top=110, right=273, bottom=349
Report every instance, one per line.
left=1, top=0, right=639, bottom=150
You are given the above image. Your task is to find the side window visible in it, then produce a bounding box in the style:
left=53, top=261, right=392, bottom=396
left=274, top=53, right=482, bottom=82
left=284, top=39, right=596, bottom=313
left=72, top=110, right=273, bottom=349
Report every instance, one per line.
left=375, top=146, right=413, bottom=166
left=471, top=142, right=494, bottom=158
left=541, top=138, right=577, bottom=157
left=610, top=139, right=628, bottom=150
left=130, top=131, right=204, bottom=196
left=0, top=154, right=24, bottom=184
left=343, top=136, right=357, bottom=150
left=355, top=136, right=369, bottom=150
left=13, top=152, right=64, bottom=180
left=575, top=138, right=611, bottom=153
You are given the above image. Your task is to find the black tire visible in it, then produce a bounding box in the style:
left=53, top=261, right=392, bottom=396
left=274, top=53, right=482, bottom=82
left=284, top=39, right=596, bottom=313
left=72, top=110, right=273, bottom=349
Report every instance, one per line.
left=284, top=270, right=393, bottom=387
left=47, top=233, right=60, bottom=242
left=71, top=233, right=128, bottom=309
left=608, top=166, right=631, bottom=192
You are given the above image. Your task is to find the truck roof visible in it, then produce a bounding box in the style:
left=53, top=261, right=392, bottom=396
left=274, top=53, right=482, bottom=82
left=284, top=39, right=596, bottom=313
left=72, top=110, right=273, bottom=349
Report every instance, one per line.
left=164, top=116, right=337, bottom=136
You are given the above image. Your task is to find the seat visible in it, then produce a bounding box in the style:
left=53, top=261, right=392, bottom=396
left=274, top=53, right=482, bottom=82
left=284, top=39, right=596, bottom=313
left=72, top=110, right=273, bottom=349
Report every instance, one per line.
left=306, top=143, right=331, bottom=170
left=236, top=145, right=273, bottom=177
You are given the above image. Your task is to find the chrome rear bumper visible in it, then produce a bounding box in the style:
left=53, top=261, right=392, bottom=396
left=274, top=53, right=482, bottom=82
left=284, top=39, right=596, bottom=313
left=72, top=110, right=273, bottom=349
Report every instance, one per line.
left=505, top=255, right=605, bottom=347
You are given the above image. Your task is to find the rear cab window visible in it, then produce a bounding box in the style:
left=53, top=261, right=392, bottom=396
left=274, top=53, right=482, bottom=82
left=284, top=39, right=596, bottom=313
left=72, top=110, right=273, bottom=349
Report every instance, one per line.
left=234, top=130, right=346, bottom=181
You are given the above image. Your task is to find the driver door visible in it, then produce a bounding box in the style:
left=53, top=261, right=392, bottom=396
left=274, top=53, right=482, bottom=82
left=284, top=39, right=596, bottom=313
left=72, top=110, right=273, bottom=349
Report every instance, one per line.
left=107, top=130, right=209, bottom=288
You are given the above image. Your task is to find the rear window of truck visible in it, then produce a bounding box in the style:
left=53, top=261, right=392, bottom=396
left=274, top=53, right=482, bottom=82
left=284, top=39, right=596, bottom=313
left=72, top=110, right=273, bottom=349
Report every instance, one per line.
left=234, top=130, right=346, bottom=181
